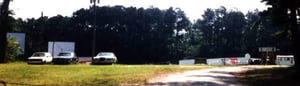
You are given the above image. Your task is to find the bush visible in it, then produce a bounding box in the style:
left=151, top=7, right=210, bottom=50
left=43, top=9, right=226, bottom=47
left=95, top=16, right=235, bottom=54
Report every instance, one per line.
left=5, top=37, right=23, bottom=62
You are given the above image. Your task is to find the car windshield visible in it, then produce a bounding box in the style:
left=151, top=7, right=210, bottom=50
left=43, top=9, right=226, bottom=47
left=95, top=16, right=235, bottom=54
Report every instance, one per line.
left=97, top=53, right=114, bottom=56
left=58, top=53, right=71, bottom=56
left=32, top=53, right=45, bottom=57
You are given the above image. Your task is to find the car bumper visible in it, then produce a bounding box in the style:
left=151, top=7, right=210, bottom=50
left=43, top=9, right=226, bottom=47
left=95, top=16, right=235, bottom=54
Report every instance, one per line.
left=28, top=59, right=43, bottom=64
left=92, top=58, right=116, bottom=64
left=52, top=58, right=72, bottom=63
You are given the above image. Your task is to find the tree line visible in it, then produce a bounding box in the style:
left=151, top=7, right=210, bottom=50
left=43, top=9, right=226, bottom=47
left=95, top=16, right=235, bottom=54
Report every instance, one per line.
left=5, top=6, right=293, bottom=64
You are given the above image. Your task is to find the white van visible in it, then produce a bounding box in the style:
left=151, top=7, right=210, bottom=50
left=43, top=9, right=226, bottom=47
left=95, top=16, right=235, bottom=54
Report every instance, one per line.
left=28, top=52, right=53, bottom=64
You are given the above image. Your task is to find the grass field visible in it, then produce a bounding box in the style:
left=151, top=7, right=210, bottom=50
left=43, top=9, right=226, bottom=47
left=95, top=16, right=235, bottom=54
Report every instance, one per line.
left=0, top=62, right=215, bottom=86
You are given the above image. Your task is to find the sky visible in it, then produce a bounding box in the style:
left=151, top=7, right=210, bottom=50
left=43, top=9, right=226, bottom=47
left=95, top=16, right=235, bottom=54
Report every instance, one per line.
left=10, top=0, right=269, bottom=21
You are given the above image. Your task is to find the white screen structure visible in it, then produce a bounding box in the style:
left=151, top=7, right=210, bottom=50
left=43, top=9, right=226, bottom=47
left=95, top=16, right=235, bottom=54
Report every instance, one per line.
left=48, top=42, right=75, bottom=56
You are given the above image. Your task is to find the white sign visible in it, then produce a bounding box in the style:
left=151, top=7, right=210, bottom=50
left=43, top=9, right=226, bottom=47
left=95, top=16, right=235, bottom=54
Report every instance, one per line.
left=48, top=42, right=75, bottom=56
left=259, top=47, right=276, bottom=52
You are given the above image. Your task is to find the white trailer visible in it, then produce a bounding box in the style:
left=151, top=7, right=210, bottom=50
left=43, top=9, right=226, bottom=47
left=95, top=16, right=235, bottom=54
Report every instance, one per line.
left=276, top=55, right=294, bottom=66
left=48, top=42, right=75, bottom=56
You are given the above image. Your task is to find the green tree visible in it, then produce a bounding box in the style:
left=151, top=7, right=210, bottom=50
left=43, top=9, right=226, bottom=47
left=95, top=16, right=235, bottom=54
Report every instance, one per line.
left=186, top=25, right=203, bottom=57
left=222, top=10, right=246, bottom=56
left=243, top=10, right=284, bottom=63
left=195, top=7, right=247, bottom=58
left=261, top=0, right=300, bottom=69
left=243, top=10, right=260, bottom=56
left=194, top=8, right=218, bottom=58
left=16, top=6, right=191, bottom=64
left=6, top=37, right=23, bottom=62
left=0, top=0, right=12, bottom=63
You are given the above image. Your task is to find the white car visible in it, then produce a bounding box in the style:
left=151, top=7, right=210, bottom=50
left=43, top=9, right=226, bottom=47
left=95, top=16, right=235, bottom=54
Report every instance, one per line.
left=92, top=52, right=117, bottom=65
left=28, top=52, right=53, bottom=64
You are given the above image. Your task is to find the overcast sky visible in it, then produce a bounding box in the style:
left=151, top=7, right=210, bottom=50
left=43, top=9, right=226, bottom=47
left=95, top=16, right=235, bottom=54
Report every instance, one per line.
left=10, top=0, right=268, bottom=21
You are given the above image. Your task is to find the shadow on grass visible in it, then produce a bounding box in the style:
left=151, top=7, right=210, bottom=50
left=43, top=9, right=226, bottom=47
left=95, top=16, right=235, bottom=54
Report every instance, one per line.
left=0, top=80, right=44, bottom=86
left=242, top=67, right=300, bottom=86
left=90, top=63, right=113, bottom=65
left=52, top=63, right=72, bottom=65
left=27, top=63, right=47, bottom=65
left=83, top=78, right=120, bottom=86
left=185, top=75, right=240, bottom=85
left=146, top=81, right=224, bottom=86
left=146, top=70, right=244, bottom=86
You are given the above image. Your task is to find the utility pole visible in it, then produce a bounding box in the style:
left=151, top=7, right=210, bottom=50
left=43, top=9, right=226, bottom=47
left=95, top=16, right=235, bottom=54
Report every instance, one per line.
left=90, top=0, right=99, bottom=59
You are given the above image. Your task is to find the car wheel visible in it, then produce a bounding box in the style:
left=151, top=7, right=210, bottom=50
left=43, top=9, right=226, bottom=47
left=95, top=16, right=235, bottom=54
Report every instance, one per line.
left=68, top=60, right=72, bottom=64
left=91, top=62, right=97, bottom=65
left=74, top=58, right=79, bottom=64
left=42, top=61, right=46, bottom=64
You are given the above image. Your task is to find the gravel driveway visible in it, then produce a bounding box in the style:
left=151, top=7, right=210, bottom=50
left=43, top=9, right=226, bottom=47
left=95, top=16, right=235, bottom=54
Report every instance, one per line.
left=146, top=65, right=280, bottom=86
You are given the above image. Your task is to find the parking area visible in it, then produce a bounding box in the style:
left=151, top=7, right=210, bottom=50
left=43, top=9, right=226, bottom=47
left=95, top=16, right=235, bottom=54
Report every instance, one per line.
left=78, top=57, right=92, bottom=64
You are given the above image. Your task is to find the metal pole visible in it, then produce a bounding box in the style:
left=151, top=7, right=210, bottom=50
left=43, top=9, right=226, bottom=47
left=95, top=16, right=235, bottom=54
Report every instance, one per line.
left=91, top=0, right=99, bottom=59
left=52, top=42, right=55, bottom=56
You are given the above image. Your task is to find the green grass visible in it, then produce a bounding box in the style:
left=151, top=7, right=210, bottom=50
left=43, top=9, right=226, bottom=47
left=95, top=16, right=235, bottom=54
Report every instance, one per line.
left=243, top=66, right=300, bottom=86
left=0, top=63, right=215, bottom=86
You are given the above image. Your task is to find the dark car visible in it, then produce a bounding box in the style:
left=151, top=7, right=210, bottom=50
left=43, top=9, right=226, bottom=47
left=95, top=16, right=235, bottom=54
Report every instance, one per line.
left=52, top=52, right=78, bottom=64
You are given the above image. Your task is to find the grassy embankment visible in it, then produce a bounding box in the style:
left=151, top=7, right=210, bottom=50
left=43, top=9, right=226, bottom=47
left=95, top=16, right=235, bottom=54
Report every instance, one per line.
left=0, top=62, right=215, bottom=86
left=243, top=66, right=300, bottom=86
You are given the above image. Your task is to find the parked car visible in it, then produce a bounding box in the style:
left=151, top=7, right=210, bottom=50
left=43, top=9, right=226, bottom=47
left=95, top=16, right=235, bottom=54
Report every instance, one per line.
left=92, top=52, right=117, bottom=65
left=52, top=52, right=78, bottom=64
left=28, top=52, right=53, bottom=64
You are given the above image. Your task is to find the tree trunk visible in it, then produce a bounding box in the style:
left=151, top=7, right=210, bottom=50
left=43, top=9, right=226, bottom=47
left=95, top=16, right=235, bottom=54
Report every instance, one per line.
left=0, top=0, right=11, bottom=63
left=290, top=4, right=300, bottom=71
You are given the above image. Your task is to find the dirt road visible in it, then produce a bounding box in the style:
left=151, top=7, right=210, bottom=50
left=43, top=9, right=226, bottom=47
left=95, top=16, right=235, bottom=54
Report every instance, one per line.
left=147, top=65, right=281, bottom=86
